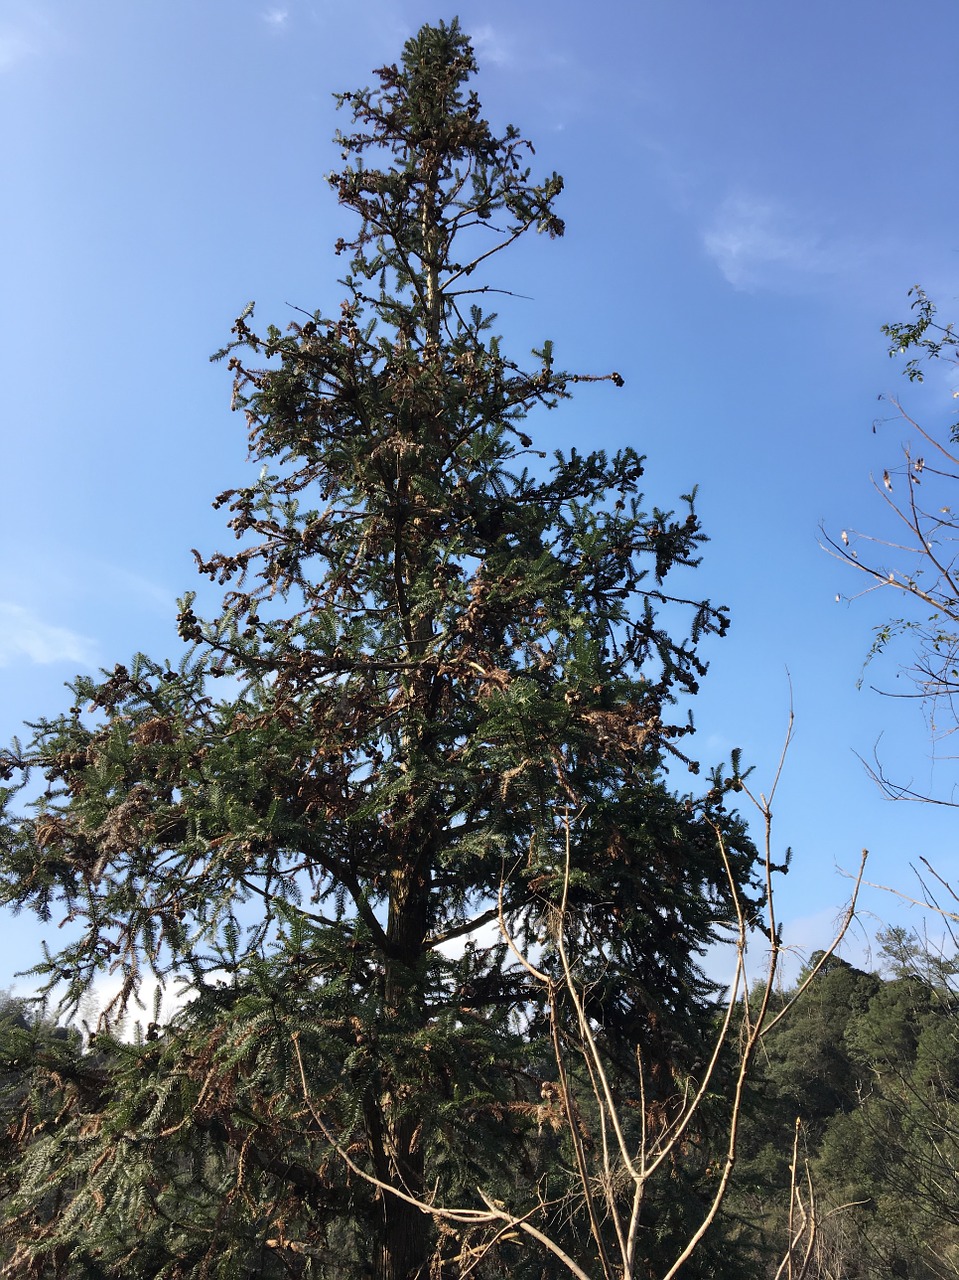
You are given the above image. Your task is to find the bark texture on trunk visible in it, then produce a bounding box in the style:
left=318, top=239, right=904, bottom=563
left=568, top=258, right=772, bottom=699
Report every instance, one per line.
left=371, top=859, right=431, bottom=1280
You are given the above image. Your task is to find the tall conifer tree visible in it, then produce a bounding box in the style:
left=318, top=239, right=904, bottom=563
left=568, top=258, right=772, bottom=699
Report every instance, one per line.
left=0, top=21, right=758, bottom=1278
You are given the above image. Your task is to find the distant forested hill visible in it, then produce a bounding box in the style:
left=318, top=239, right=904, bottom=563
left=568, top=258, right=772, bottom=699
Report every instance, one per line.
left=731, top=934, right=959, bottom=1278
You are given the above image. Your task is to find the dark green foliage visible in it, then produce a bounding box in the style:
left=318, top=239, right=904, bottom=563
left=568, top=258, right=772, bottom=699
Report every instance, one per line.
left=0, top=21, right=759, bottom=1279
left=816, top=952, right=959, bottom=1278
left=729, top=939, right=959, bottom=1279
left=0, top=996, right=114, bottom=1278
left=761, top=956, right=880, bottom=1133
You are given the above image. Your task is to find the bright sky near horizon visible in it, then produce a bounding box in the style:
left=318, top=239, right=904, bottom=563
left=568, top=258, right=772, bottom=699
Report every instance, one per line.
left=2, top=0, right=959, bottom=997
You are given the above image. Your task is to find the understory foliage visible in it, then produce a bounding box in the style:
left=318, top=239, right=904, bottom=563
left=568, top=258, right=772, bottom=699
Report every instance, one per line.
left=732, top=935, right=959, bottom=1279
left=0, top=22, right=761, bottom=1280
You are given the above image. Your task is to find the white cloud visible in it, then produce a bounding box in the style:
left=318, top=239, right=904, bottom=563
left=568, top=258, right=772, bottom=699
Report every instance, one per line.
left=262, top=7, right=289, bottom=27
left=0, top=603, right=97, bottom=668
left=701, top=900, right=877, bottom=993
left=0, top=4, right=57, bottom=73
left=98, top=563, right=176, bottom=617
left=469, top=22, right=573, bottom=79
left=703, top=194, right=852, bottom=291
left=469, top=24, right=511, bottom=67
left=437, top=916, right=506, bottom=961
left=0, top=30, right=32, bottom=71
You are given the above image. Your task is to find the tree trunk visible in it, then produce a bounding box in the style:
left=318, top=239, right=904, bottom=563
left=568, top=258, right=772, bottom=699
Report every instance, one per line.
left=372, top=858, right=431, bottom=1280
left=374, top=1117, right=428, bottom=1280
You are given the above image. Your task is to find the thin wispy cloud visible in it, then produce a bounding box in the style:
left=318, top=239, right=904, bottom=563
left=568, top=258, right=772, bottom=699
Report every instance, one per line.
left=437, top=916, right=503, bottom=961
left=703, top=903, right=872, bottom=991
left=0, top=29, right=34, bottom=71
left=0, top=603, right=97, bottom=668
left=469, top=24, right=512, bottom=68
left=703, top=194, right=848, bottom=291
left=467, top=23, right=578, bottom=134
left=262, top=7, right=289, bottom=28
left=0, top=2, right=57, bottom=72
left=96, top=563, right=177, bottom=617
left=470, top=22, right=574, bottom=79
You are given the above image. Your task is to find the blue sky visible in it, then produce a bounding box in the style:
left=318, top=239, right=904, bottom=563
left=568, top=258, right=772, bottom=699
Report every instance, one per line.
left=3, top=0, right=959, bottom=993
